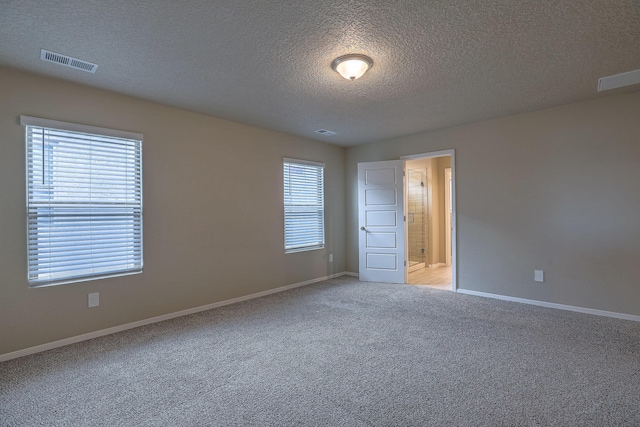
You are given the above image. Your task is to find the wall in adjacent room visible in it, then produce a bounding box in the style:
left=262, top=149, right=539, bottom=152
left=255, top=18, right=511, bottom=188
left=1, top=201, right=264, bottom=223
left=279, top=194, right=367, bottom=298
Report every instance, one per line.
left=346, top=91, right=640, bottom=317
left=435, top=156, right=451, bottom=264
left=0, top=66, right=346, bottom=355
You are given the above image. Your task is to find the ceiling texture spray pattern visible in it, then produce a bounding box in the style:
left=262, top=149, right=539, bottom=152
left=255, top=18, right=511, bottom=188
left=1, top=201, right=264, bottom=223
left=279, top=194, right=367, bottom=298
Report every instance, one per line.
left=0, top=0, right=639, bottom=145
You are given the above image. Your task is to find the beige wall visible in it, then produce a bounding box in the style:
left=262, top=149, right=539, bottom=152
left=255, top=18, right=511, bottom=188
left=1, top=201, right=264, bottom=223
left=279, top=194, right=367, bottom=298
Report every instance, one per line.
left=428, top=158, right=442, bottom=266
left=346, top=91, right=640, bottom=317
left=0, top=67, right=346, bottom=355
left=2, top=64, right=639, bottom=355
left=436, top=156, right=451, bottom=263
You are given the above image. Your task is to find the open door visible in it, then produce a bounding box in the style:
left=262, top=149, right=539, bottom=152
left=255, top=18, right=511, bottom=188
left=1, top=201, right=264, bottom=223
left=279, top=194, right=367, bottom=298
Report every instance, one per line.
left=358, top=160, right=405, bottom=283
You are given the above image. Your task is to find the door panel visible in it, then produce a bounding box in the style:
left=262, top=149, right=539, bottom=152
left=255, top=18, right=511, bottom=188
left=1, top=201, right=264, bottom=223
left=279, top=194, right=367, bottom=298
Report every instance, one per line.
left=366, top=253, right=397, bottom=270
left=365, top=210, right=397, bottom=227
left=365, top=167, right=396, bottom=185
left=358, top=160, right=405, bottom=283
left=366, top=232, right=397, bottom=249
left=364, top=189, right=397, bottom=205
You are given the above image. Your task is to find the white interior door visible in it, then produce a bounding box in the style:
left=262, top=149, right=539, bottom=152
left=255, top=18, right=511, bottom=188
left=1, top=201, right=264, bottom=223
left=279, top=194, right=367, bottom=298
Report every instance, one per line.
left=358, top=160, right=405, bottom=283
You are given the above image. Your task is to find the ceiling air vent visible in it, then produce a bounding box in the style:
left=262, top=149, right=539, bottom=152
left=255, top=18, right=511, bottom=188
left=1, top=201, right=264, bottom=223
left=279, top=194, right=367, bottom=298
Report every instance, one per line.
left=40, top=49, right=98, bottom=73
left=597, top=69, right=640, bottom=92
left=315, top=129, right=336, bottom=136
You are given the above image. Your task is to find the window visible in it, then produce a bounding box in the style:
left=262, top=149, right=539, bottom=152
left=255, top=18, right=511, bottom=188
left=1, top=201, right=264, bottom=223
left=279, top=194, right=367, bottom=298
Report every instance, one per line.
left=22, top=116, right=143, bottom=287
left=283, top=158, right=325, bottom=253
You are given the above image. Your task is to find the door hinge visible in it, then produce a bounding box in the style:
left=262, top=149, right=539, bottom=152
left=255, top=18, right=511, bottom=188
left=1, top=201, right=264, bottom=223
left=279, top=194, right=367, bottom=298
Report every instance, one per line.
left=404, top=215, right=406, bottom=222
left=404, top=260, right=407, bottom=267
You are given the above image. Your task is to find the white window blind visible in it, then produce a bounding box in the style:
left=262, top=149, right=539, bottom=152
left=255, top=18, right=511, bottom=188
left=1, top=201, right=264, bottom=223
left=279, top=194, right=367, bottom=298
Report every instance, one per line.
left=22, top=116, right=143, bottom=287
left=283, top=158, right=325, bottom=253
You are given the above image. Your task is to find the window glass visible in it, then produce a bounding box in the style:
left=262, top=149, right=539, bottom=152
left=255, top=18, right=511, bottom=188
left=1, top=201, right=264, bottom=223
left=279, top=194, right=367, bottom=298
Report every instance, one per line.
left=25, top=120, right=143, bottom=286
left=283, top=159, right=324, bottom=253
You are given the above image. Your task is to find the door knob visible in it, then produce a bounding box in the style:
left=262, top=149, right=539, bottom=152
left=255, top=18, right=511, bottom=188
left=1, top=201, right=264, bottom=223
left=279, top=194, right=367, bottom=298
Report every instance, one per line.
left=360, top=226, right=367, bottom=231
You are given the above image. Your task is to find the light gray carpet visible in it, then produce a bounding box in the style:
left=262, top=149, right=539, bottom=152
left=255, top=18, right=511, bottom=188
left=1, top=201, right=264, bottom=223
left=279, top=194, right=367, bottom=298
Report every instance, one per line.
left=1, top=276, right=639, bottom=426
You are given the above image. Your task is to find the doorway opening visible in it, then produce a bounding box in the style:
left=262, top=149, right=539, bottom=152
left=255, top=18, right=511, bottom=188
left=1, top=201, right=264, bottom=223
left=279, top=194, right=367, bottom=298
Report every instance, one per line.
left=356, top=150, right=455, bottom=290
left=404, top=152, right=454, bottom=290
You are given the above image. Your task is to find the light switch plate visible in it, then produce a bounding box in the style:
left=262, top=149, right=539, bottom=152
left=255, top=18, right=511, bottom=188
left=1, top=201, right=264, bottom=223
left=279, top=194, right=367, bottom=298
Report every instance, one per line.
left=534, top=270, right=544, bottom=283
left=88, top=292, right=100, bottom=308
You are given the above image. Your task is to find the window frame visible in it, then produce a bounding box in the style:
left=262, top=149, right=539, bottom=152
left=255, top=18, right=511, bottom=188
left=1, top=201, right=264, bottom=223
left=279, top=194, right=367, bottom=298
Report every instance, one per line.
left=21, top=116, right=143, bottom=287
left=283, top=157, right=325, bottom=254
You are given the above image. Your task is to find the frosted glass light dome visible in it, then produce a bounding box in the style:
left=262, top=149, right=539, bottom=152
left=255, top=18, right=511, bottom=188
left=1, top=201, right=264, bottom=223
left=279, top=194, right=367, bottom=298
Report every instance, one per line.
left=331, top=54, right=373, bottom=81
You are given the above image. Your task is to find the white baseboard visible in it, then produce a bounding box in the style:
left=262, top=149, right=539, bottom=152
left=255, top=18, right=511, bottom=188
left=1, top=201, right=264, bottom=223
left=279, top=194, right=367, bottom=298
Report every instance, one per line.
left=0, top=271, right=352, bottom=362
left=428, top=263, right=446, bottom=268
left=343, top=271, right=359, bottom=277
left=456, top=289, right=640, bottom=323
left=408, top=262, right=426, bottom=273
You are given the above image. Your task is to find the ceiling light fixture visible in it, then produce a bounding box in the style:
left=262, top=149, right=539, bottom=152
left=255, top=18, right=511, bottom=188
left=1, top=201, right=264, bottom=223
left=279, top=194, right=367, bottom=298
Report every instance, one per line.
left=331, top=54, right=373, bottom=81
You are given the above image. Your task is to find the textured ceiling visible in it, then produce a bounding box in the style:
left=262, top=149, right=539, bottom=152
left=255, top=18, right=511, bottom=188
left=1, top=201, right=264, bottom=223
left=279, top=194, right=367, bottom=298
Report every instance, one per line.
left=1, top=0, right=639, bottom=146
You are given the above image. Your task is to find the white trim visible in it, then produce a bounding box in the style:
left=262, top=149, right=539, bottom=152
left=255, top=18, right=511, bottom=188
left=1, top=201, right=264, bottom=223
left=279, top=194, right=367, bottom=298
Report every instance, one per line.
left=283, top=157, right=325, bottom=168
left=444, top=168, right=452, bottom=266
left=20, top=115, right=143, bottom=141
left=428, top=263, right=446, bottom=268
left=408, top=262, right=426, bottom=273
left=0, top=272, right=351, bottom=362
left=456, top=289, right=640, bottom=323
left=343, top=271, right=359, bottom=277
left=401, top=149, right=454, bottom=160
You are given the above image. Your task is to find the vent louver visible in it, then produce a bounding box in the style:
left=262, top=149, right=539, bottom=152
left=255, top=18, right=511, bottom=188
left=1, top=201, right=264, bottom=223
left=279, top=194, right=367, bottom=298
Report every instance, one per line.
left=40, top=49, right=98, bottom=73
left=315, top=129, right=336, bottom=136
left=597, top=69, right=640, bottom=92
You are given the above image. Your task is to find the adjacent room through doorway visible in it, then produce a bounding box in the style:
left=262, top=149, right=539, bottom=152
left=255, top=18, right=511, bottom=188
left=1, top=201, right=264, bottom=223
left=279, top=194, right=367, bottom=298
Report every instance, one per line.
left=405, top=155, right=453, bottom=290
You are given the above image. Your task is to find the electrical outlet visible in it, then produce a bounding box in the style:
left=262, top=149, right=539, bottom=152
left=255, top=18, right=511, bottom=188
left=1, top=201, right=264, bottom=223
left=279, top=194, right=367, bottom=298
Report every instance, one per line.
left=88, top=292, right=100, bottom=308
left=534, top=270, right=544, bottom=283
left=329, top=253, right=333, bottom=263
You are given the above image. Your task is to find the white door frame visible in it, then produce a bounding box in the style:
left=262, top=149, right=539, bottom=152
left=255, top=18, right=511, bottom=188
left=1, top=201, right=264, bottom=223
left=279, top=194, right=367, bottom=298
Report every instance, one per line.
left=444, top=167, right=452, bottom=266
left=401, top=149, right=457, bottom=291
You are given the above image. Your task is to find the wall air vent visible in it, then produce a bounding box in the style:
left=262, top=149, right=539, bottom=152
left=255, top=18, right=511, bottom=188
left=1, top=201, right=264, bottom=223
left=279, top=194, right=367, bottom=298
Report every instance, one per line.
left=597, top=69, right=640, bottom=92
left=40, top=49, right=98, bottom=73
left=315, top=129, right=336, bottom=136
